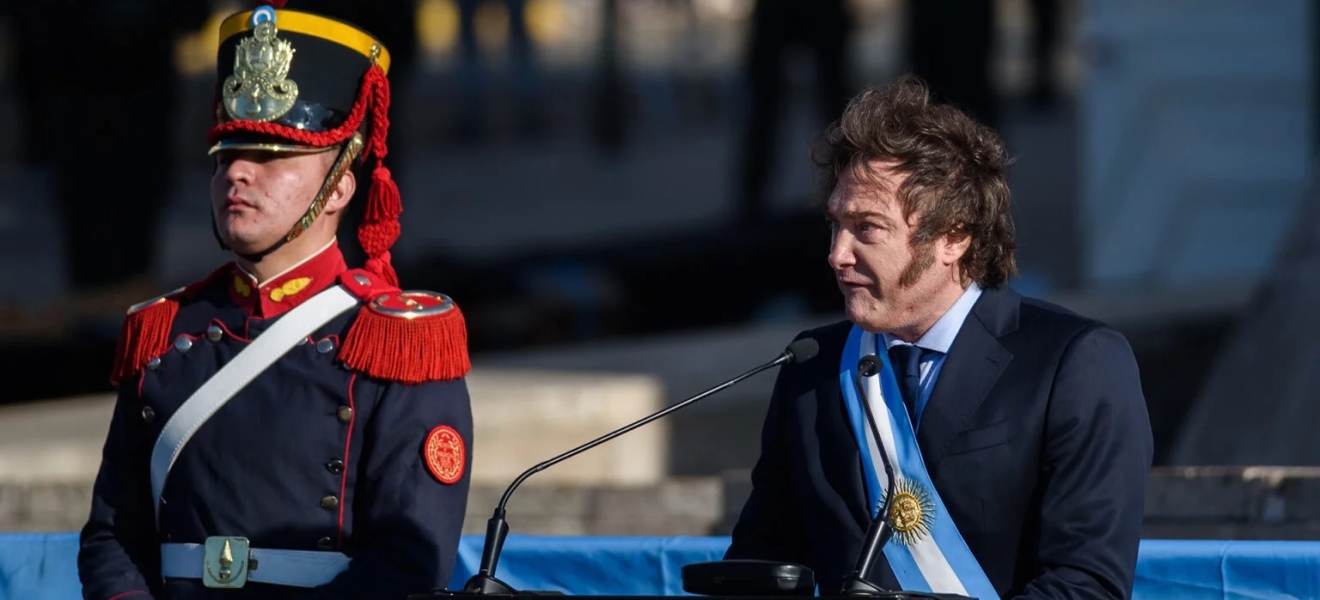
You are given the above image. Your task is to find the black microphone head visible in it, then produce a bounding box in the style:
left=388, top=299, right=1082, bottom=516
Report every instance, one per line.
left=785, top=338, right=820, bottom=364
left=858, top=355, right=882, bottom=377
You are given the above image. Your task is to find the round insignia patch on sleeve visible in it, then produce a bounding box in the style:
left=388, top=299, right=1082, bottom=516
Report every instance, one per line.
left=424, top=425, right=466, bottom=484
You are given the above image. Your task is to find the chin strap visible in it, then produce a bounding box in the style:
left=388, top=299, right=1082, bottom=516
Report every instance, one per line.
left=214, top=133, right=366, bottom=262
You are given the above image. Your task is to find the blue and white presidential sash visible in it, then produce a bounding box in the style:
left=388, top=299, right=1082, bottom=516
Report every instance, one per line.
left=839, top=325, right=997, bottom=599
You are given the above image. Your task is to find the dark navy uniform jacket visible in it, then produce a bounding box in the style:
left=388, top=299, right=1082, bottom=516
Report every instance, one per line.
left=78, top=244, right=473, bottom=600
left=726, top=286, right=1153, bottom=599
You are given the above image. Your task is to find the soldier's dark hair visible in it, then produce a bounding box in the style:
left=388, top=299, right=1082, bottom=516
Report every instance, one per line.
left=812, top=75, right=1017, bottom=289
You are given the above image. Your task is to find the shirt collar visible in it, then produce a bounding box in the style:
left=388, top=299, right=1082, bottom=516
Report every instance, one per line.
left=229, top=239, right=346, bottom=319
left=882, top=282, right=983, bottom=354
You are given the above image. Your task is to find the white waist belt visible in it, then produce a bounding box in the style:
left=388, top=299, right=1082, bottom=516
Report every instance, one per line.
left=160, top=542, right=350, bottom=588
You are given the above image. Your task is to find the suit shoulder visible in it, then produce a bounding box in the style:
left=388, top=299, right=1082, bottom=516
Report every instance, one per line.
left=110, top=264, right=235, bottom=386
left=1014, top=293, right=1132, bottom=357
left=338, top=269, right=471, bottom=384
left=1017, top=294, right=1114, bottom=335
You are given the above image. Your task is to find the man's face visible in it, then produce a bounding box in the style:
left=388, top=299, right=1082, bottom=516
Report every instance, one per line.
left=826, top=162, right=957, bottom=336
left=210, top=148, right=334, bottom=255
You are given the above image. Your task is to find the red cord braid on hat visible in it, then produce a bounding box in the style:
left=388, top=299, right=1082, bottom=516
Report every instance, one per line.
left=205, top=67, right=384, bottom=149
left=358, top=64, right=402, bottom=287
left=254, top=0, right=288, bottom=7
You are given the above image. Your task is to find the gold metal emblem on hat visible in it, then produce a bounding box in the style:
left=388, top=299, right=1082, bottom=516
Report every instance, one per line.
left=223, top=14, right=299, bottom=123
left=882, top=477, right=936, bottom=546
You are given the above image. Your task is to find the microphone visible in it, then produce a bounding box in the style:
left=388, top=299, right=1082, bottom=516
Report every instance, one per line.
left=442, top=338, right=821, bottom=596
left=840, top=356, right=966, bottom=599
left=839, top=354, right=900, bottom=596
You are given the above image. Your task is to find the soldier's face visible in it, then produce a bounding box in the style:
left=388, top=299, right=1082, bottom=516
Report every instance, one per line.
left=210, top=149, right=336, bottom=254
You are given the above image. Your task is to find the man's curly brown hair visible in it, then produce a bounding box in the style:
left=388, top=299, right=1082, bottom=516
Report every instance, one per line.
left=813, top=74, right=1017, bottom=289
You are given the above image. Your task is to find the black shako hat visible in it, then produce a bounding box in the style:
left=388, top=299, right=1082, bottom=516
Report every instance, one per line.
left=207, top=1, right=404, bottom=286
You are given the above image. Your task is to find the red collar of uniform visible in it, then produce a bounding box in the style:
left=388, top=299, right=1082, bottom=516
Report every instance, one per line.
left=228, top=241, right=348, bottom=319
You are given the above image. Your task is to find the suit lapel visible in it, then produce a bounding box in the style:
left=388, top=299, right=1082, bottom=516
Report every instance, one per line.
left=825, top=380, right=875, bottom=530
left=916, top=288, right=1017, bottom=467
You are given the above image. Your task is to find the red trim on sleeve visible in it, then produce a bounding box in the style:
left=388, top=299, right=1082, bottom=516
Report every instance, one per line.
left=105, top=590, right=150, bottom=600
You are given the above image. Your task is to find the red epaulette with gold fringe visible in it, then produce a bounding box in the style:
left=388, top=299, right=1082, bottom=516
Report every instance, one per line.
left=338, top=269, right=471, bottom=384
left=109, top=264, right=233, bottom=386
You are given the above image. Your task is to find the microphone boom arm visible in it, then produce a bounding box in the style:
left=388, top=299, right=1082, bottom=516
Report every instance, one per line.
left=840, top=356, right=899, bottom=595
left=497, top=354, right=790, bottom=511
left=465, top=342, right=814, bottom=593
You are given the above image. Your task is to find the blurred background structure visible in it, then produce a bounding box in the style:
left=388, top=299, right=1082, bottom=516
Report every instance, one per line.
left=0, top=0, right=1317, bottom=537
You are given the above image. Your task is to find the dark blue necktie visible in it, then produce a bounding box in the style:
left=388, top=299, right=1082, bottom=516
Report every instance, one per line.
left=887, top=344, right=927, bottom=426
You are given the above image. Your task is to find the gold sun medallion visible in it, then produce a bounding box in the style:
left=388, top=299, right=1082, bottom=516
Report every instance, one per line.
left=881, top=478, right=936, bottom=546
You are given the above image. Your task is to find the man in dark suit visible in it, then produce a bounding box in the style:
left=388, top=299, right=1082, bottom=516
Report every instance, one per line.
left=725, top=75, right=1153, bottom=600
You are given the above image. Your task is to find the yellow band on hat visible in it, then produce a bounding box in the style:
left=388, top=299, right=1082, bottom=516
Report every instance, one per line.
left=219, top=9, right=392, bottom=74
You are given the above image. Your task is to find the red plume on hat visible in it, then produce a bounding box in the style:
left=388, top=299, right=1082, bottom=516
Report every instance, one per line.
left=208, top=0, right=404, bottom=286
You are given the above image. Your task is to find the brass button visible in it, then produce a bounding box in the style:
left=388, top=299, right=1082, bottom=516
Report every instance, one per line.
left=317, top=536, right=334, bottom=550
left=206, top=325, right=223, bottom=342
left=319, top=495, right=339, bottom=511
left=141, top=406, right=156, bottom=422
left=174, top=336, right=192, bottom=353
left=146, top=357, right=161, bottom=371
left=353, top=274, right=370, bottom=286
left=316, top=338, right=335, bottom=354
left=336, top=406, right=353, bottom=424
left=326, top=459, right=345, bottom=474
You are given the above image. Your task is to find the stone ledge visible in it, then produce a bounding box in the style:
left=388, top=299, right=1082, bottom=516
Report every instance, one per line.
left=1145, top=466, right=1320, bottom=521
left=716, top=467, right=1320, bottom=538
left=1142, top=522, right=1320, bottom=540
left=0, top=481, right=92, bottom=533
left=10, top=468, right=1320, bottom=539
left=0, top=367, right=668, bottom=488
left=0, top=479, right=725, bottom=536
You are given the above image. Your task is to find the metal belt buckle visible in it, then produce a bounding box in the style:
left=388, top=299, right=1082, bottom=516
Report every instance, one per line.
left=203, top=536, right=252, bottom=588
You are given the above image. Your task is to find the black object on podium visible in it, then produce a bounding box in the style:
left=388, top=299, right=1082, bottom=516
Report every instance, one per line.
left=679, top=559, right=973, bottom=599
left=411, top=340, right=822, bottom=599
left=675, top=355, right=975, bottom=600
left=681, top=559, right=816, bottom=596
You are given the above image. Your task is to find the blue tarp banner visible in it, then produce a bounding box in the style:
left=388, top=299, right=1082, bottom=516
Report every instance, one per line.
left=3, top=533, right=1318, bottom=599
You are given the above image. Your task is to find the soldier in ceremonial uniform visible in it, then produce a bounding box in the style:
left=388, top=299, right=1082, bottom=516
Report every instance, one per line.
left=77, top=3, right=473, bottom=599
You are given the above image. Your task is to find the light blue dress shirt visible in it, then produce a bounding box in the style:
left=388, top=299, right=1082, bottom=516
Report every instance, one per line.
left=881, top=282, right=983, bottom=431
